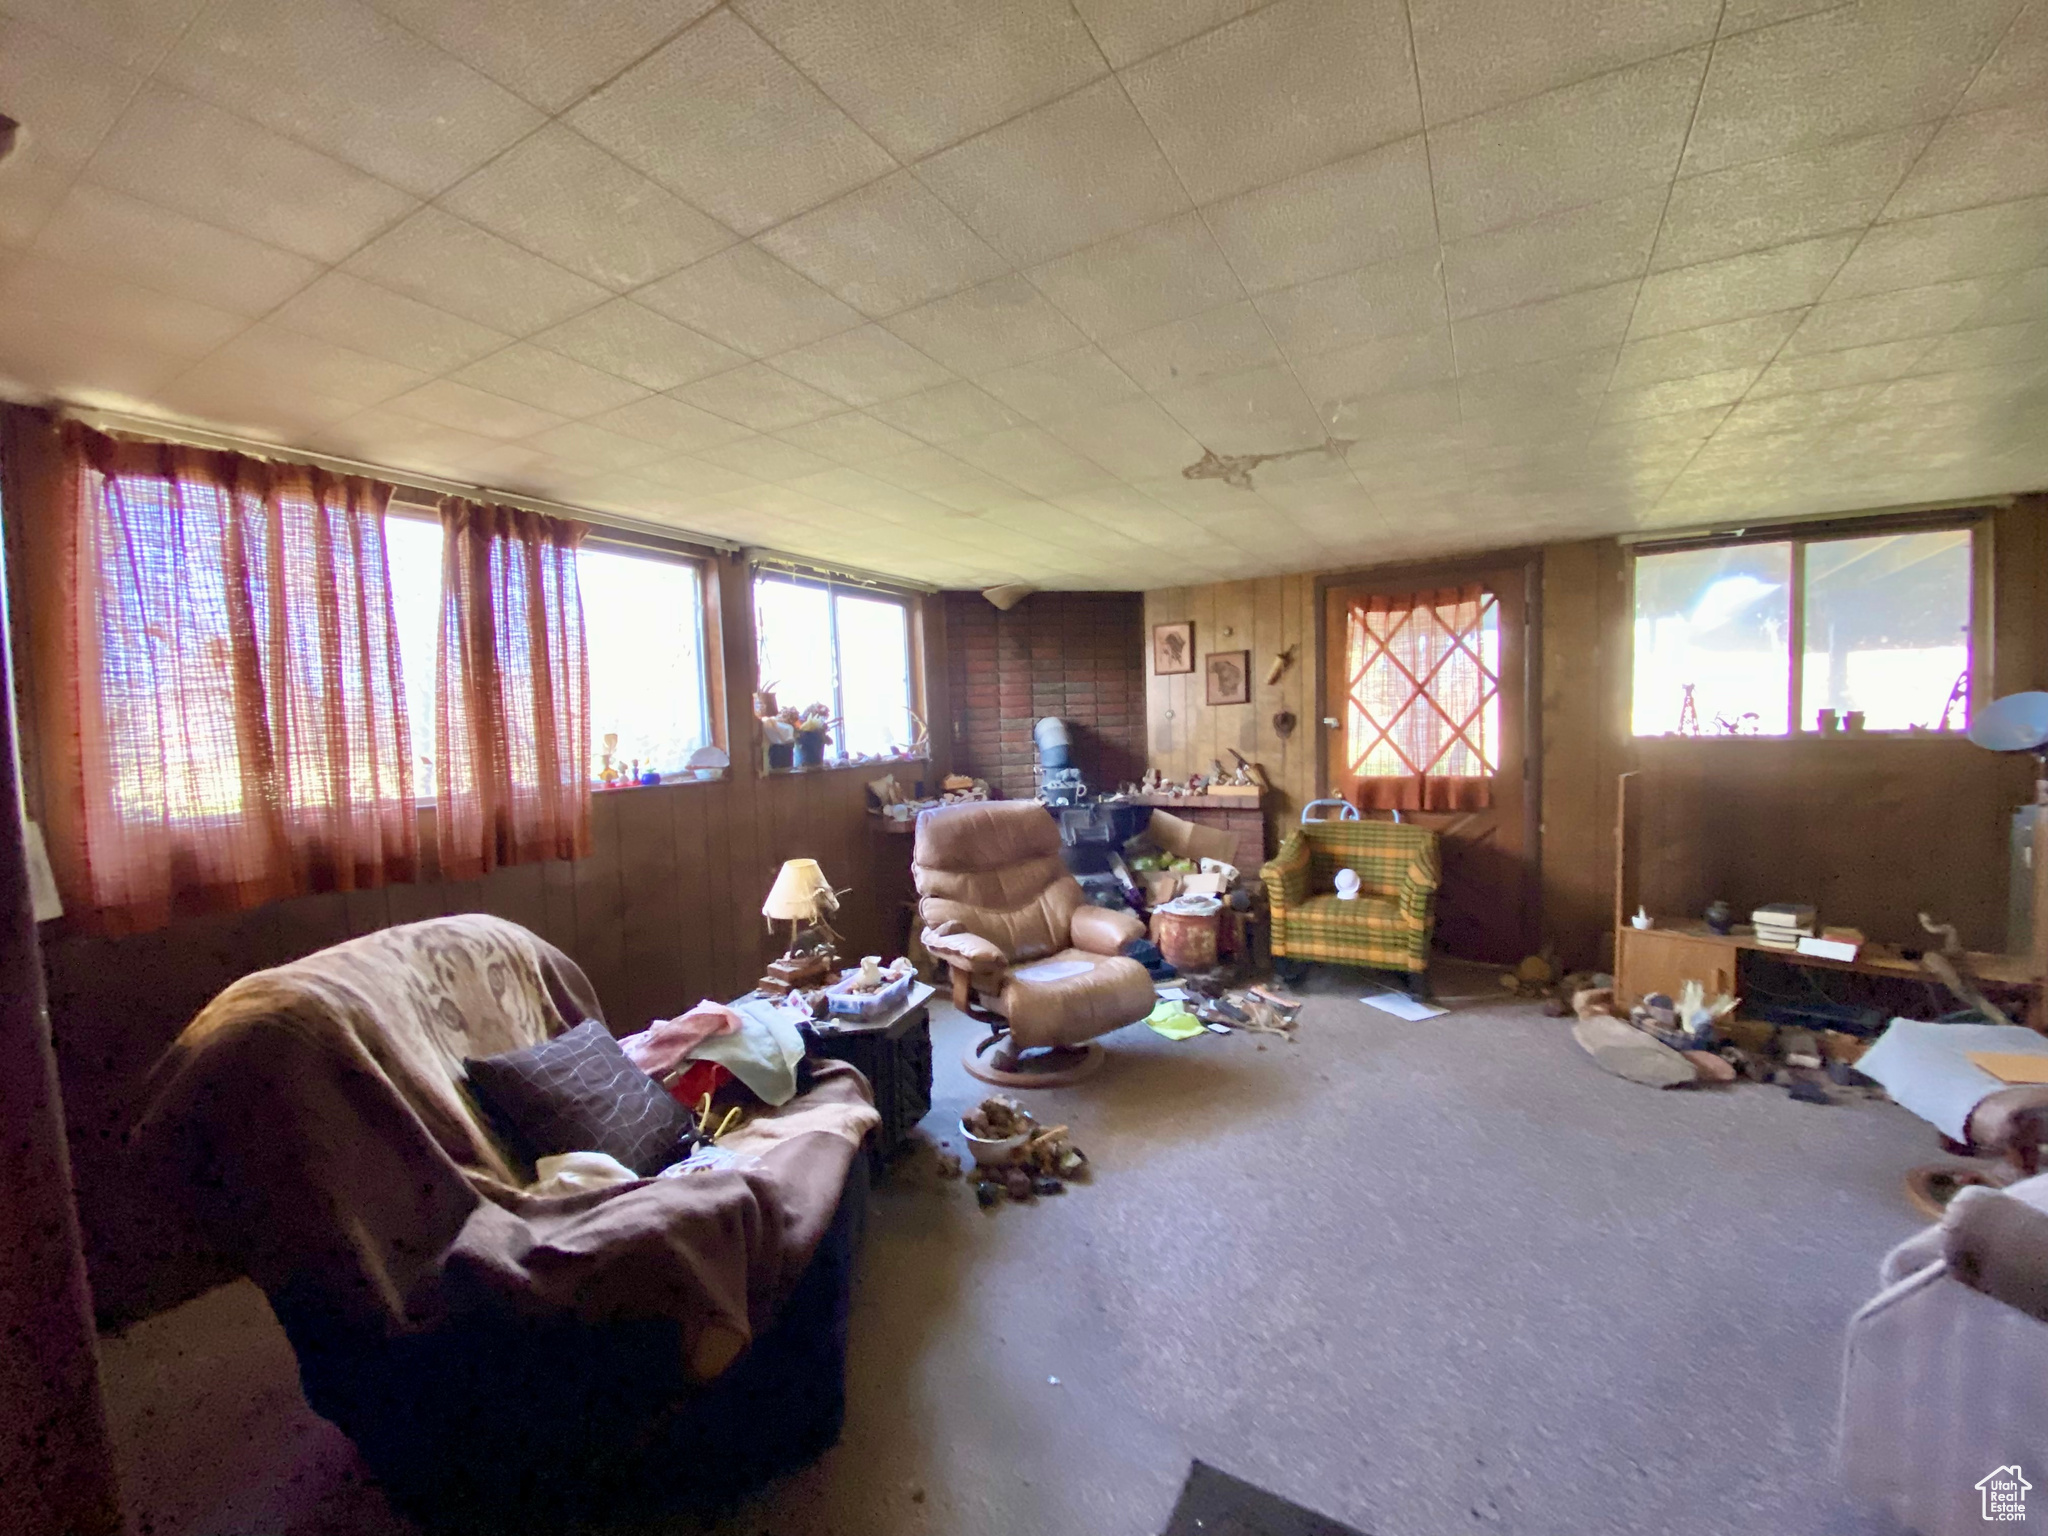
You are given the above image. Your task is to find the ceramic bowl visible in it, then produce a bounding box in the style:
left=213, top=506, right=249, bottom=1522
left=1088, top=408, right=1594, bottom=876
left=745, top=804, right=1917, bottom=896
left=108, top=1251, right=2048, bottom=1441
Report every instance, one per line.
left=959, top=1118, right=1030, bottom=1168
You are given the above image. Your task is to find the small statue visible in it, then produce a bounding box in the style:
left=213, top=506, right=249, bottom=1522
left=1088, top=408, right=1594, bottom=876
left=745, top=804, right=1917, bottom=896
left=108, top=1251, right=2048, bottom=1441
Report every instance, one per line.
left=598, top=731, right=621, bottom=789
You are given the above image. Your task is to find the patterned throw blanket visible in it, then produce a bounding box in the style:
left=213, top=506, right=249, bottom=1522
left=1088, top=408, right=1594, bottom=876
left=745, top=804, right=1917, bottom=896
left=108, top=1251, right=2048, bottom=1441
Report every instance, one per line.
left=139, top=914, right=873, bottom=1380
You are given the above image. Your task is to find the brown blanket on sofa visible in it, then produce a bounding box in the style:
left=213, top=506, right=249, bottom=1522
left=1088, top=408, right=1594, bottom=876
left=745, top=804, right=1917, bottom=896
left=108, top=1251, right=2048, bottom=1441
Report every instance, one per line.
left=138, top=915, right=872, bottom=1379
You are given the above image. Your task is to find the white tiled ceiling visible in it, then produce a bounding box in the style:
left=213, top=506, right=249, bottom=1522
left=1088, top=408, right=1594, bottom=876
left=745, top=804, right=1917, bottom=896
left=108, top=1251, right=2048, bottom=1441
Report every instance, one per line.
left=0, top=0, right=2043, bottom=591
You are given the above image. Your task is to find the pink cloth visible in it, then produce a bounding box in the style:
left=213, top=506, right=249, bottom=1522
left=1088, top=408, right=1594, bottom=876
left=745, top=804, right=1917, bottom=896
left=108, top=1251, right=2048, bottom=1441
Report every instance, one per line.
left=617, top=1002, right=741, bottom=1076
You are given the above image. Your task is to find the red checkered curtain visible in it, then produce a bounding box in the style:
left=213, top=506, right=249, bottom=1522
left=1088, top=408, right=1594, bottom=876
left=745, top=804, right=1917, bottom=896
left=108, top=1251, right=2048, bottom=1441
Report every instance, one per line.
left=1343, top=584, right=1498, bottom=812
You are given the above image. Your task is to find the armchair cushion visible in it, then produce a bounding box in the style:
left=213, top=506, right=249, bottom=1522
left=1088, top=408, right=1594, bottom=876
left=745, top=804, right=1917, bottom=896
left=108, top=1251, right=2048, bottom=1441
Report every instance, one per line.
left=1070, top=904, right=1146, bottom=956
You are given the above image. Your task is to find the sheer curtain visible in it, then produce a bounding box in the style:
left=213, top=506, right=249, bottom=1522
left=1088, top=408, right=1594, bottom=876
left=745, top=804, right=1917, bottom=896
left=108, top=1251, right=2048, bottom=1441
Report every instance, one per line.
left=434, top=497, right=591, bottom=878
left=18, top=419, right=416, bottom=934
left=1342, top=583, right=1498, bottom=812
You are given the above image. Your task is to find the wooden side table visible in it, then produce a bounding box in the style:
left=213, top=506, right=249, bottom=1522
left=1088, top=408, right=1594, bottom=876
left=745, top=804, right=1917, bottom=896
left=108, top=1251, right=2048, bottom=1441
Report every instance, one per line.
left=808, top=980, right=935, bottom=1173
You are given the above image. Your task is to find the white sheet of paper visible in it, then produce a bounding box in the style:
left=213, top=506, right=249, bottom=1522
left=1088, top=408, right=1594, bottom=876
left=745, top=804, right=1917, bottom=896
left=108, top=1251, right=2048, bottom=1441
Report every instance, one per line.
left=1154, top=985, right=1189, bottom=1000
left=1361, top=992, right=1447, bottom=1021
left=1203, top=1021, right=1231, bottom=1034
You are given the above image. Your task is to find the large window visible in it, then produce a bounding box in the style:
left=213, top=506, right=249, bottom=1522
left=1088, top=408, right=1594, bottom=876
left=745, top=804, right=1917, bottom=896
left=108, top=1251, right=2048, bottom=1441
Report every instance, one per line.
left=1632, top=526, right=1974, bottom=737
left=754, top=571, right=917, bottom=762
left=386, top=515, right=713, bottom=790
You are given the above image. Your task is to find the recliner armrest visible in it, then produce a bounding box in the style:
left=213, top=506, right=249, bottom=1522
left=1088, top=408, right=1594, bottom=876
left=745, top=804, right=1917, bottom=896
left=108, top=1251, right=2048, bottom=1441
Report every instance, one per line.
left=1942, top=1182, right=2048, bottom=1324
left=1070, top=904, right=1144, bottom=956
left=920, top=922, right=1007, bottom=973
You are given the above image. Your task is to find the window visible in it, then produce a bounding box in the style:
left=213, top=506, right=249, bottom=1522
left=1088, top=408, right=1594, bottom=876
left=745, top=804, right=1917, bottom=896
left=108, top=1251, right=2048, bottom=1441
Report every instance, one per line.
left=754, top=571, right=917, bottom=763
left=1632, top=526, right=1974, bottom=737
left=385, top=516, right=714, bottom=790
left=1339, top=584, right=1501, bottom=811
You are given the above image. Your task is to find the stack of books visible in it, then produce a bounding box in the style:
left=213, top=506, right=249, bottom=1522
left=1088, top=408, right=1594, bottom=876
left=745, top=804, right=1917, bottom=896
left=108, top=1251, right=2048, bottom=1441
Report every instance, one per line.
left=1751, top=902, right=1817, bottom=950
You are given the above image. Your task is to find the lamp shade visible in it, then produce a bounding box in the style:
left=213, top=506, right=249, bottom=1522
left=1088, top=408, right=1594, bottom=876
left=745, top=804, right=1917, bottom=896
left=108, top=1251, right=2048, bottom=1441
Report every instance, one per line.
left=763, top=858, right=833, bottom=922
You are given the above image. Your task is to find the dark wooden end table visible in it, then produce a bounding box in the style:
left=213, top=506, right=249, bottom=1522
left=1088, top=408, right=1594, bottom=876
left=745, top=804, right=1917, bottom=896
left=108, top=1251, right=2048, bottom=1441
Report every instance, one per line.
left=807, top=979, right=935, bottom=1173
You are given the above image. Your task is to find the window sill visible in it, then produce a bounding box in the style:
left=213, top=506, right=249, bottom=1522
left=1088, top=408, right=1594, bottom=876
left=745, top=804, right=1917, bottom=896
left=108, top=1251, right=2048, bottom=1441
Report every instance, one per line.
left=594, top=770, right=732, bottom=791
left=759, top=754, right=930, bottom=780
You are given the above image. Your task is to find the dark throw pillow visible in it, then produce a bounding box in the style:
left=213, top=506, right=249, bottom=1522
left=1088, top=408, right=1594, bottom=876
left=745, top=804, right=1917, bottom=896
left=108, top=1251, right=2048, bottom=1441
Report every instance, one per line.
left=466, top=1020, right=694, bottom=1176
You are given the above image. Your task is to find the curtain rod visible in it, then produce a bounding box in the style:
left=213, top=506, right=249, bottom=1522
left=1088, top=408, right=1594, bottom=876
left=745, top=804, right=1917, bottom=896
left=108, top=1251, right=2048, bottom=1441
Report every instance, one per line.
left=1615, top=493, right=2015, bottom=546
left=748, top=549, right=934, bottom=595
left=55, top=405, right=919, bottom=593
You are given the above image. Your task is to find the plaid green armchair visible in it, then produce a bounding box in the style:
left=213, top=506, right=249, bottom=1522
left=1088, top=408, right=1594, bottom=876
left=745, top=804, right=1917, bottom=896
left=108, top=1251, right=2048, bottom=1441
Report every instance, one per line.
left=1261, top=820, right=1441, bottom=978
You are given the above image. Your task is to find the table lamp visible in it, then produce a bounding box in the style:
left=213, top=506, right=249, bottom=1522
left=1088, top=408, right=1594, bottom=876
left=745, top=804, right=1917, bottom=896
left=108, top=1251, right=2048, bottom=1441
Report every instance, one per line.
left=760, top=858, right=839, bottom=994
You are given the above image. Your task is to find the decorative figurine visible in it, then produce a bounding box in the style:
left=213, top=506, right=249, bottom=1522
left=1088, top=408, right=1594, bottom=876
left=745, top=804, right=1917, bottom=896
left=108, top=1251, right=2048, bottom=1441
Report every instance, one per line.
left=598, top=732, right=621, bottom=789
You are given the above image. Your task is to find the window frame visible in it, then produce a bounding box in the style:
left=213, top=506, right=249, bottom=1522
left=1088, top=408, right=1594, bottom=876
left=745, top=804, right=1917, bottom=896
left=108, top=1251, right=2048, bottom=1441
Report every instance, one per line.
left=382, top=506, right=728, bottom=794
left=1628, top=509, right=1991, bottom=741
left=751, top=566, right=925, bottom=772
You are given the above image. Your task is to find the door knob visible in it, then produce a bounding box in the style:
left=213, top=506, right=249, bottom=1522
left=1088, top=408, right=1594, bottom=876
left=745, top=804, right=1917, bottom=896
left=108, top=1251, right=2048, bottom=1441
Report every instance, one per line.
left=1321, top=716, right=1339, bottom=728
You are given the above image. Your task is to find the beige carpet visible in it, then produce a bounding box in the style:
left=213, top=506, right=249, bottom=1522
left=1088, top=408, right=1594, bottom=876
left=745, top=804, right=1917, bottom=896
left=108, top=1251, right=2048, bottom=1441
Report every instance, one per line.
left=97, top=962, right=1934, bottom=1534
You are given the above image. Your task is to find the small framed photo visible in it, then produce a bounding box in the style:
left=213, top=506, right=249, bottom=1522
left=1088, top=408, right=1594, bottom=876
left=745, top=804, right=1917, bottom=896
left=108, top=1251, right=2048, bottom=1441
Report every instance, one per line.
left=1205, top=649, right=1251, bottom=706
left=1153, top=620, right=1194, bottom=675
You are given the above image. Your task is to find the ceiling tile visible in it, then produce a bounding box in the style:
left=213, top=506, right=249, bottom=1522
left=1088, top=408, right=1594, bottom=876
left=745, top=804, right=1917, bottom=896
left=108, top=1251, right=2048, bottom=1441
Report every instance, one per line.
left=450, top=342, right=650, bottom=417
left=1718, top=0, right=1846, bottom=34
left=639, top=455, right=768, bottom=499
left=1973, top=266, right=2048, bottom=327
left=670, top=363, right=843, bottom=431
left=1430, top=49, right=1706, bottom=240
left=161, top=0, right=543, bottom=196
left=271, top=271, right=511, bottom=371
left=313, top=408, right=503, bottom=477
left=1121, top=0, right=1418, bottom=204
left=1783, top=276, right=2010, bottom=353
left=1291, top=329, right=1459, bottom=424
left=387, top=378, right=568, bottom=440
left=1629, top=233, right=1854, bottom=336
left=1748, top=336, right=1936, bottom=397
left=694, top=433, right=839, bottom=483
left=1609, top=311, right=1802, bottom=389
left=883, top=273, right=1088, bottom=374
left=1885, top=104, right=2048, bottom=222
left=1917, top=319, right=2048, bottom=371
left=923, top=469, right=1038, bottom=512
left=732, top=0, right=1103, bottom=161
left=1458, top=352, right=1611, bottom=420
left=1829, top=197, right=2048, bottom=298
left=1443, top=188, right=1665, bottom=318
left=863, top=446, right=979, bottom=491
left=1598, top=366, right=1760, bottom=422
left=0, top=15, right=144, bottom=170
left=0, top=310, right=195, bottom=403
left=155, top=366, right=364, bottom=440
left=86, top=84, right=416, bottom=265
left=976, top=346, right=1144, bottom=420
left=948, top=425, right=1118, bottom=497
left=585, top=394, right=757, bottom=453
left=1454, top=281, right=1638, bottom=370
left=771, top=411, right=928, bottom=465
left=1714, top=381, right=1883, bottom=438
left=1683, top=0, right=2021, bottom=175
left=1652, top=125, right=1930, bottom=272
left=1152, top=362, right=1329, bottom=453
left=0, top=252, right=245, bottom=358
left=1200, top=136, right=1436, bottom=295
left=201, top=323, right=430, bottom=406
left=866, top=380, right=1029, bottom=444
left=0, top=157, right=80, bottom=253
left=527, top=420, right=669, bottom=473
left=343, top=207, right=609, bottom=334
left=1253, top=251, right=1446, bottom=359
left=438, top=126, right=736, bottom=292
left=1068, top=0, right=1257, bottom=68
left=529, top=298, right=743, bottom=390
left=1026, top=213, right=1246, bottom=343
left=363, top=0, right=715, bottom=112
left=1105, top=300, right=1281, bottom=390
left=1959, top=0, right=2048, bottom=113
left=566, top=9, right=894, bottom=235
left=34, top=183, right=321, bottom=316
left=914, top=78, right=1191, bottom=267
left=634, top=244, right=863, bottom=358
left=1410, top=0, right=1720, bottom=123
left=754, top=171, right=1006, bottom=318
left=768, top=325, right=955, bottom=405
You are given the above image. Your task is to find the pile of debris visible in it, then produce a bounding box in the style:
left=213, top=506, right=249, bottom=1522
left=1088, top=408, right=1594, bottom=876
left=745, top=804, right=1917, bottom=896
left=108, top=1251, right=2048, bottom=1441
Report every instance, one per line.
left=961, top=1095, right=1091, bottom=1208
left=1570, top=983, right=1881, bottom=1103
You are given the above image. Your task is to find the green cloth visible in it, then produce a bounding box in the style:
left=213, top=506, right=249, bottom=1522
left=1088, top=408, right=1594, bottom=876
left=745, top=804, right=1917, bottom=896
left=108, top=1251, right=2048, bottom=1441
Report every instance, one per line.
left=1146, top=1000, right=1207, bottom=1040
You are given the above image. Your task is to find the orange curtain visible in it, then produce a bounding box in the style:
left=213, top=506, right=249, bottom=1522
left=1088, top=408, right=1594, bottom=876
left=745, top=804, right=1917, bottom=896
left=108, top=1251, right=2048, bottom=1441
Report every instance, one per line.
left=1343, top=583, right=1498, bottom=813
left=434, top=498, right=591, bottom=879
left=18, top=419, right=416, bottom=934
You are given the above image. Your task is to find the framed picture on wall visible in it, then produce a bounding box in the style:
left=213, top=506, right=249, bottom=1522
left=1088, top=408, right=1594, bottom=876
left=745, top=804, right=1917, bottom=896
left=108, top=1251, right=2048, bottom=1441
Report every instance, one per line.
left=1153, top=621, right=1194, bottom=675
left=1205, top=649, right=1251, bottom=705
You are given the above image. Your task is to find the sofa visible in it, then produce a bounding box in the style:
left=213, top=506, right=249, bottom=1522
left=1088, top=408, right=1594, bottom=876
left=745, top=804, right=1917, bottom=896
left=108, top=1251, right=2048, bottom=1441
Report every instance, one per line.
left=137, top=914, right=873, bottom=1523
left=1839, top=1175, right=2048, bottom=1534
left=1261, top=819, right=1440, bottom=985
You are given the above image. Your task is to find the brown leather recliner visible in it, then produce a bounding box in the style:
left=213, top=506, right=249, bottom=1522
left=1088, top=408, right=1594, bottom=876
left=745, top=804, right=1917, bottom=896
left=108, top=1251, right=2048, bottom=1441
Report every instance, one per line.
left=915, top=801, right=1155, bottom=1063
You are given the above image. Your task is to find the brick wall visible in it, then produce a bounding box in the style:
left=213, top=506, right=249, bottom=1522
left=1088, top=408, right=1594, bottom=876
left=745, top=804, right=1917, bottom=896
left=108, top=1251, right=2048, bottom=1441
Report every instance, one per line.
left=942, top=590, right=1148, bottom=801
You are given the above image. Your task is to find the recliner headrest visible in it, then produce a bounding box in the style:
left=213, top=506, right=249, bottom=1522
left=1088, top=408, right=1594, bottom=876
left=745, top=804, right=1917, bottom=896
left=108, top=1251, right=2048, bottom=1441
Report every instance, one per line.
left=913, top=800, right=1062, bottom=873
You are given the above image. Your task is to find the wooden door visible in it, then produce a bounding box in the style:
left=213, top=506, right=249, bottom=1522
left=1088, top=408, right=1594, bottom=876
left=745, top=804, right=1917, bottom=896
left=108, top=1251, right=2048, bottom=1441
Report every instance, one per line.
left=1321, top=560, right=1537, bottom=964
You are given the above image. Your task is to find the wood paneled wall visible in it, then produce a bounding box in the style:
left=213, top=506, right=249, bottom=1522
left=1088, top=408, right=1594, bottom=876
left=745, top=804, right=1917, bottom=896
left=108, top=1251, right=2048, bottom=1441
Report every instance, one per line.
left=20, top=542, right=924, bottom=1325
left=1145, top=497, right=2048, bottom=972
left=1143, top=574, right=1319, bottom=848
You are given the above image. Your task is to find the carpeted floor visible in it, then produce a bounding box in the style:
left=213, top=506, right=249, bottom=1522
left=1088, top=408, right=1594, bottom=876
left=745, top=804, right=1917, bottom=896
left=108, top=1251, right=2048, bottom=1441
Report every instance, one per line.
left=97, top=963, right=1935, bottom=1535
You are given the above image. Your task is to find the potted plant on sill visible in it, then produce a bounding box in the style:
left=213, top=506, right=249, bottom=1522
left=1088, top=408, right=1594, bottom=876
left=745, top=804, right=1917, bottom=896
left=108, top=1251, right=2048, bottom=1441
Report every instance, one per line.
left=792, top=703, right=834, bottom=768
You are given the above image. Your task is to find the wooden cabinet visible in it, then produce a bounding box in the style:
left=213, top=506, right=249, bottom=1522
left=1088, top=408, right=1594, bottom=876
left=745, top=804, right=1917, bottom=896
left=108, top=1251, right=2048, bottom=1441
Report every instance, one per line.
left=1615, top=926, right=1738, bottom=1005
